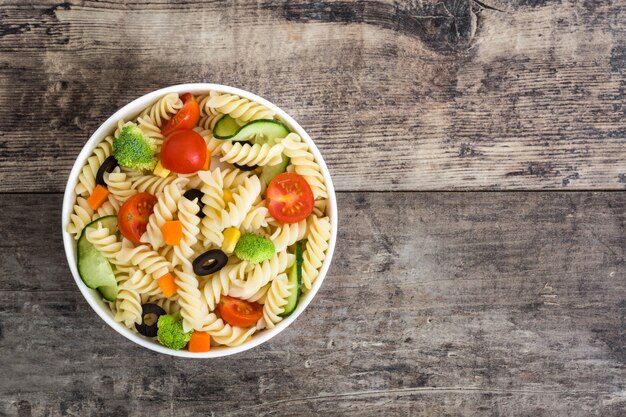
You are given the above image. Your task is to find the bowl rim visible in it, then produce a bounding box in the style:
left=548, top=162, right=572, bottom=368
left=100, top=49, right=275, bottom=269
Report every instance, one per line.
left=62, top=83, right=338, bottom=358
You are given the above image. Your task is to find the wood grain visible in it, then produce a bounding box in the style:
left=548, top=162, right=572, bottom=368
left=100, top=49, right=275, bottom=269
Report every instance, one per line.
left=0, top=0, right=624, bottom=191
left=1, top=192, right=625, bottom=416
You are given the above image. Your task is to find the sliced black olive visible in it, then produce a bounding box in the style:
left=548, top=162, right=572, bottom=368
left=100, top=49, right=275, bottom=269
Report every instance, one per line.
left=234, top=163, right=259, bottom=171
left=183, top=189, right=206, bottom=219
left=135, top=303, right=166, bottom=337
left=193, top=249, right=228, bottom=276
left=233, top=141, right=258, bottom=171
left=95, top=156, right=119, bottom=186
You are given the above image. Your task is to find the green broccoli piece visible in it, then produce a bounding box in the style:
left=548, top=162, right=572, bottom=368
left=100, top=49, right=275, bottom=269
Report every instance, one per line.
left=112, top=123, right=157, bottom=171
left=234, top=233, right=275, bottom=264
left=157, top=314, right=191, bottom=350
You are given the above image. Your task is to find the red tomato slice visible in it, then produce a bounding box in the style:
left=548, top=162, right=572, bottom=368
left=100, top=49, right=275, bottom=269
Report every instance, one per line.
left=160, top=129, right=207, bottom=174
left=217, top=296, right=263, bottom=327
left=160, top=93, right=200, bottom=136
left=118, top=192, right=157, bottom=243
left=266, top=172, right=314, bottom=224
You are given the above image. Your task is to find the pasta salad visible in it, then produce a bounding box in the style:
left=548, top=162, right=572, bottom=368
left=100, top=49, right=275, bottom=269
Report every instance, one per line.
left=67, top=91, right=331, bottom=352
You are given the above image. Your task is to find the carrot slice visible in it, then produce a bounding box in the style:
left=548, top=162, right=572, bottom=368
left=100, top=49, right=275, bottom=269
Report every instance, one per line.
left=157, top=273, right=177, bottom=298
left=202, top=149, right=211, bottom=171
left=161, top=220, right=183, bottom=245
left=87, top=185, right=110, bottom=210
left=188, top=331, right=211, bottom=352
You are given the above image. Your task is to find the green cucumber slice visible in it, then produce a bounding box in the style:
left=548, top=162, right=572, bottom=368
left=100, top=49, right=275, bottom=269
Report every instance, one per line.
left=261, top=155, right=289, bottom=185
left=213, top=115, right=241, bottom=138
left=98, top=285, right=119, bottom=302
left=280, top=241, right=303, bottom=317
left=213, top=115, right=290, bottom=142
left=77, top=216, right=119, bottom=301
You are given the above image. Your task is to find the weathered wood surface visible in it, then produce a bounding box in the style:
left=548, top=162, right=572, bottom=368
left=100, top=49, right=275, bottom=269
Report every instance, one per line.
left=1, top=193, right=625, bottom=416
left=0, top=0, right=625, bottom=191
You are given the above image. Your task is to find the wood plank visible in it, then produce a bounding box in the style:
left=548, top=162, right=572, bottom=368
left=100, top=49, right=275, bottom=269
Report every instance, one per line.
left=1, top=192, right=625, bottom=415
left=0, top=1, right=624, bottom=192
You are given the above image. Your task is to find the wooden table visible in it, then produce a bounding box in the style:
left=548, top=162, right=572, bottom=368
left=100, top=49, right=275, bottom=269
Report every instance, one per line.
left=1, top=1, right=624, bottom=415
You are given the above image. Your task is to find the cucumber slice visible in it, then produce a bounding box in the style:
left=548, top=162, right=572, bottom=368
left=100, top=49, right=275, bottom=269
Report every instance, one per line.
left=213, top=116, right=290, bottom=142
left=261, top=155, right=289, bottom=185
left=213, top=115, right=241, bottom=138
left=98, top=285, right=119, bottom=302
left=280, top=241, right=303, bottom=317
left=77, top=216, right=119, bottom=301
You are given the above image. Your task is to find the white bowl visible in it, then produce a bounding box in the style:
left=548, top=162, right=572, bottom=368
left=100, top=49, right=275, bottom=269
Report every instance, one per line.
left=62, top=84, right=337, bottom=357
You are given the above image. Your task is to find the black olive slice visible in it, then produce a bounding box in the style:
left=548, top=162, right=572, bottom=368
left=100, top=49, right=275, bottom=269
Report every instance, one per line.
left=183, top=189, right=206, bottom=219
left=95, top=156, right=119, bottom=186
left=233, top=141, right=259, bottom=171
left=193, top=249, right=228, bottom=276
left=135, top=303, right=167, bottom=337
left=233, top=163, right=259, bottom=171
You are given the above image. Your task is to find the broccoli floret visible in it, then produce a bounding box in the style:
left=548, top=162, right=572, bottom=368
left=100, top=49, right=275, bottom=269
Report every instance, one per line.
left=234, top=233, right=275, bottom=264
left=157, top=314, right=191, bottom=350
left=112, top=123, right=157, bottom=171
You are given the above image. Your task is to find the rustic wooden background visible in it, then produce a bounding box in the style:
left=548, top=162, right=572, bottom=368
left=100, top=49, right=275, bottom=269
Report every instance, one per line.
left=1, top=0, right=625, bottom=416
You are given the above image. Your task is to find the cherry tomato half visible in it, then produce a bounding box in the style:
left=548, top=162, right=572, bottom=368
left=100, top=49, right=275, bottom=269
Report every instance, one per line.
left=266, top=172, right=314, bottom=224
left=160, top=93, right=200, bottom=137
left=217, top=296, right=263, bottom=327
left=118, top=192, right=157, bottom=243
left=160, top=129, right=207, bottom=174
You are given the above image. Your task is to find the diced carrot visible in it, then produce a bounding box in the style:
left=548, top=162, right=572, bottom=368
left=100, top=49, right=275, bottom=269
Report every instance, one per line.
left=158, top=273, right=177, bottom=298
left=161, top=220, right=183, bottom=245
left=188, top=331, right=211, bottom=352
left=202, top=149, right=211, bottom=171
left=87, top=185, right=110, bottom=210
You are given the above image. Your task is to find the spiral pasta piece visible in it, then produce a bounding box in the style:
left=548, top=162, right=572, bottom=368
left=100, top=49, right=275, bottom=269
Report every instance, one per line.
left=85, top=223, right=133, bottom=276
left=116, top=240, right=170, bottom=281
left=194, top=127, right=225, bottom=156
left=174, top=268, right=207, bottom=332
left=67, top=196, right=94, bottom=238
left=229, top=250, right=295, bottom=300
left=104, top=167, right=136, bottom=203
left=141, top=178, right=188, bottom=249
left=172, top=196, right=200, bottom=269
left=95, top=197, right=119, bottom=219
left=205, top=91, right=275, bottom=123
left=279, top=133, right=327, bottom=199
left=136, top=114, right=165, bottom=151
left=302, top=216, right=332, bottom=290
left=128, top=172, right=178, bottom=195
left=114, top=285, right=142, bottom=328
left=313, top=198, right=328, bottom=217
left=201, top=261, right=249, bottom=311
left=269, top=219, right=307, bottom=252
left=220, top=142, right=285, bottom=167
left=262, top=273, right=293, bottom=329
left=124, top=268, right=162, bottom=297
left=198, top=169, right=226, bottom=246
left=240, top=203, right=272, bottom=232
left=140, top=92, right=182, bottom=127
left=210, top=324, right=257, bottom=347
left=221, top=168, right=252, bottom=190
left=221, top=176, right=261, bottom=229
left=75, top=136, right=114, bottom=196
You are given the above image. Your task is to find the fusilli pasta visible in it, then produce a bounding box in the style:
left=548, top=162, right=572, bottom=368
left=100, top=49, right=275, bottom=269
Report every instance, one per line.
left=280, top=133, right=327, bottom=199
left=262, top=273, right=292, bottom=329
left=301, top=216, right=331, bottom=290
left=205, top=91, right=275, bottom=123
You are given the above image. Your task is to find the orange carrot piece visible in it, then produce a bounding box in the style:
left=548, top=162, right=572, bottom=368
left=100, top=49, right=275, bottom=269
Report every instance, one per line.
left=188, top=331, right=211, bottom=352
left=158, top=273, right=177, bottom=298
left=87, top=185, right=110, bottom=210
left=202, top=149, right=211, bottom=171
left=161, top=220, right=183, bottom=245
